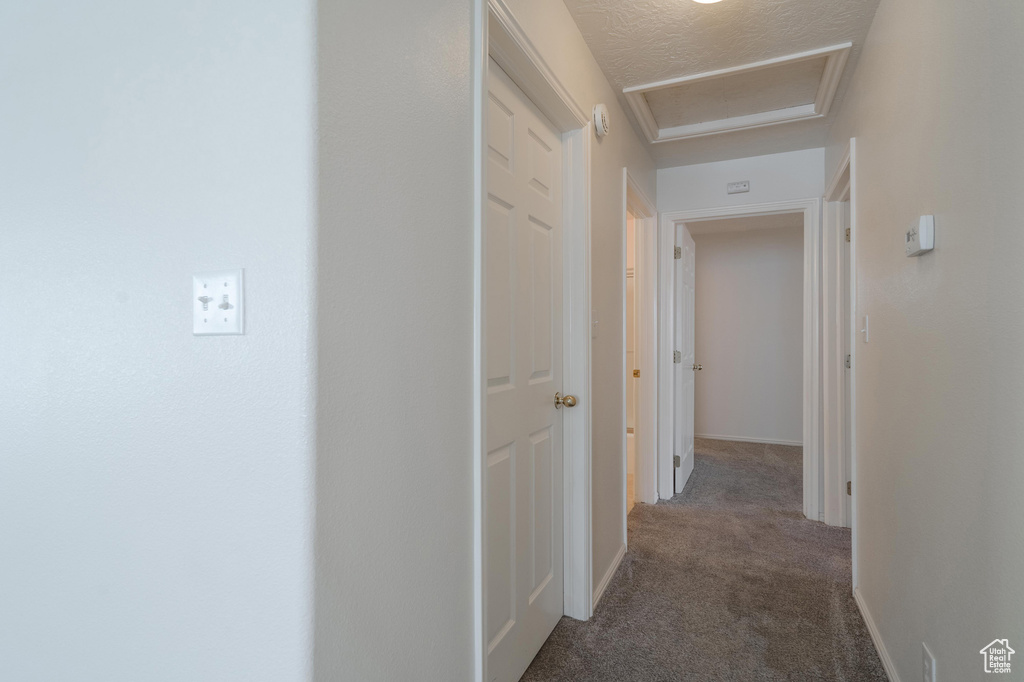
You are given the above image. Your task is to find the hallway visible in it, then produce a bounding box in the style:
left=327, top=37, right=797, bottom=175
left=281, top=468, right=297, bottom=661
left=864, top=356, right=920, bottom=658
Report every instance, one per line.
left=521, top=439, right=886, bottom=681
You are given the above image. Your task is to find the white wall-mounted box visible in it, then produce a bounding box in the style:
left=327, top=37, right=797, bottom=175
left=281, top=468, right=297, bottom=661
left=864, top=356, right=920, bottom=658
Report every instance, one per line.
left=906, top=215, right=935, bottom=256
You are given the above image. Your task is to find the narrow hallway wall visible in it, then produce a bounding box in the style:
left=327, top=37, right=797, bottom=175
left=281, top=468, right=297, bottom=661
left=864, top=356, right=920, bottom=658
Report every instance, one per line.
left=0, top=2, right=318, bottom=679
left=825, top=1, right=1024, bottom=679
left=658, top=148, right=824, bottom=214
left=314, top=0, right=476, bottom=680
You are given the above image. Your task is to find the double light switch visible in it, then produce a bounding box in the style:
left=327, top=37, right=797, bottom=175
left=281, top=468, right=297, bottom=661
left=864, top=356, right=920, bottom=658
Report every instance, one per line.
left=193, top=270, right=244, bottom=335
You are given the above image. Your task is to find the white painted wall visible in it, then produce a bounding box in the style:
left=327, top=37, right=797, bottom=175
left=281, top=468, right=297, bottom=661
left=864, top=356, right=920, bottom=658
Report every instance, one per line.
left=0, top=1, right=650, bottom=678
left=0, top=2, right=316, bottom=680
left=313, top=1, right=476, bottom=680
left=824, top=1, right=1024, bottom=679
left=658, top=148, right=824, bottom=213
left=502, top=0, right=657, bottom=597
left=692, top=224, right=804, bottom=445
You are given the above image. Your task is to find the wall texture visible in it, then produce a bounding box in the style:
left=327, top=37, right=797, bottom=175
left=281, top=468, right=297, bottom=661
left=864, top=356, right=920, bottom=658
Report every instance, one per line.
left=0, top=2, right=316, bottom=679
left=503, top=0, right=657, bottom=595
left=313, top=0, right=476, bottom=680
left=658, top=147, right=824, bottom=213
left=693, top=225, right=804, bottom=445
left=824, top=1, right=1024, bottom=680
left=0, top=1, right=651, bottom=679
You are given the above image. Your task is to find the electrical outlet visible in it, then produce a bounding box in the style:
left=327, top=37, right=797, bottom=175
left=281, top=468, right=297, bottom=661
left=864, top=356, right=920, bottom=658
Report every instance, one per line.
left=726, top=180, right=750, bottom=194
left=922, top=642, right=936, bottom=682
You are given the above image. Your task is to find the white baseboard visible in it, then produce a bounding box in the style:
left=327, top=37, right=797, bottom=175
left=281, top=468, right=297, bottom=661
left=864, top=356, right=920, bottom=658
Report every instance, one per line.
left=592, top=543, right=626, bottom=610
left=854, top=587, right=900, bottom=682
left=695, top=433, right=803, bottom=447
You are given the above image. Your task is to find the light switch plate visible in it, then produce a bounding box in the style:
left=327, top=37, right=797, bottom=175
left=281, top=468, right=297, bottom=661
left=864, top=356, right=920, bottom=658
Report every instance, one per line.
left=194, top=270, right=244, bottom=335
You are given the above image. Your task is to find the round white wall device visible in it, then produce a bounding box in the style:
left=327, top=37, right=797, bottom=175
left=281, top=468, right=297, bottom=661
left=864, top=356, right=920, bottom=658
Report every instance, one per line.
left=593, top=103, right=610, bottom=138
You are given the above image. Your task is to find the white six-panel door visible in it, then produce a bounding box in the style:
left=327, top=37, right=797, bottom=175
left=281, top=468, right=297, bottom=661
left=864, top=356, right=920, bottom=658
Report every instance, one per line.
left=485, top=58, right=564, bottom=682
left=674, top=224, right=696, bottom=493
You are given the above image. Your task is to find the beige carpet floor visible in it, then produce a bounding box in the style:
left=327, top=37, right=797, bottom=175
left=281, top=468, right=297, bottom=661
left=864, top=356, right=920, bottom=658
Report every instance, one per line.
left=520, top=438, right=886, bottom=681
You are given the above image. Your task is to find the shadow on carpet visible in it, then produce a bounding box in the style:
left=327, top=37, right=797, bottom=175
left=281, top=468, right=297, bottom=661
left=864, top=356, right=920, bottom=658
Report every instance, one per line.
left=520, top=438, right=886, bottom=681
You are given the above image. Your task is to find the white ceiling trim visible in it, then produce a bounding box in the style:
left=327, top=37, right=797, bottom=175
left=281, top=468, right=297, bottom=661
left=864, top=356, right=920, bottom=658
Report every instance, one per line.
left=623, top=42, right=851, bottom=144
left=488, top=0, right=589, bottom=131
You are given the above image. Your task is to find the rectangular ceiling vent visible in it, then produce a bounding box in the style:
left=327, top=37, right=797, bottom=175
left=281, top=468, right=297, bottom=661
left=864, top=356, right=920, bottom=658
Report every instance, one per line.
left=623, top=43, right=852, bottom=143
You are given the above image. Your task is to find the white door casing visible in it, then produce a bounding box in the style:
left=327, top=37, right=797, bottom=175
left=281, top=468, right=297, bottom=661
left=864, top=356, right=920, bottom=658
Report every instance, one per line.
left=659, top=199, right=823, bottom=520
left=657, top=222, right=675, bottom=501
left=822, top=197, right=847, bottom=527
left=624, top=170, right=659, bottom=509
left=485, top=58, right=564, bottom=682
left=674, top=225, right=696, bottom=493
left=823, top=139, right=857, bottom=540
left=843, top=203, right=852, bottom=525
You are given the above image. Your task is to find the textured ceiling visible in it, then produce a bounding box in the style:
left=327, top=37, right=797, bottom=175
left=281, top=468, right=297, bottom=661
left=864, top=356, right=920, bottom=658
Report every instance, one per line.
left=562, top=0, right=881, bottom=167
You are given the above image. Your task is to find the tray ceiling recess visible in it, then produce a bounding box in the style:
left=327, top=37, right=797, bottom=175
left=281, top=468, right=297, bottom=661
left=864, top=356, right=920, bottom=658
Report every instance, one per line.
left=623, top=43, right=851, bottom=143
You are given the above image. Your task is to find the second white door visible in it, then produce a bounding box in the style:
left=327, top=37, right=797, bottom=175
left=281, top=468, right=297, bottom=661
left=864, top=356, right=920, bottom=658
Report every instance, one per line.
left=485, top=58, right=564, bottom=682
left=674, top=224, right=696, bottom=493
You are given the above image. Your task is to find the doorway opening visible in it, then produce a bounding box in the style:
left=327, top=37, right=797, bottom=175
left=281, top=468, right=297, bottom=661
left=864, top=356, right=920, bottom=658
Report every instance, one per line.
left=659, top=199, right=823, bottom=515
left=689, top=213, right=806, bottom=450
left=475, top=4, right=595, bottom=682
left=622, top=171, right=658, bottom=544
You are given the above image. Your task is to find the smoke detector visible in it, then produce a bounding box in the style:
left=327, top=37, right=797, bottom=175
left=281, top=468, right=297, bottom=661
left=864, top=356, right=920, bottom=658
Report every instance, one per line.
left=593, top=103, right=610, bottom=137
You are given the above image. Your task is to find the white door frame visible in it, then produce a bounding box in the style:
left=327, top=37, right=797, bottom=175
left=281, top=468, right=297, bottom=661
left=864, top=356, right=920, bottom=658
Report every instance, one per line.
left=623, top=171, right=659, bottom=519
left=474, top=2, right=594, bottom=679
left=823, top=139, right=858, bottom=584
left=659, top=199, right=823, bottom=519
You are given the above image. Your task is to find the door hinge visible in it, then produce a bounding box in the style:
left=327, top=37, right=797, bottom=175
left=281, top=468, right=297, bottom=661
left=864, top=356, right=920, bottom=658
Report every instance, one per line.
left=845, top=354, right=851, bottom=369
left=847, top=481, right=852, bottom=496
left=674, top=455, right=681, bottom=468
left=674, top=246, right=682, bottom=259
left=633, top=369, right=640, bottom=378
left=673, top=350, right=681, bottom=363
left=845, top=227, right=851, bottom=243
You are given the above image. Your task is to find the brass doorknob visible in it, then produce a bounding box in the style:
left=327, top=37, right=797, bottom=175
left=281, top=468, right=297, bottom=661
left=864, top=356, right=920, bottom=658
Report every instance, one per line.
left=554, top=392, right=578, bottom=409
left=692, top=364, right=703, bottom=371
